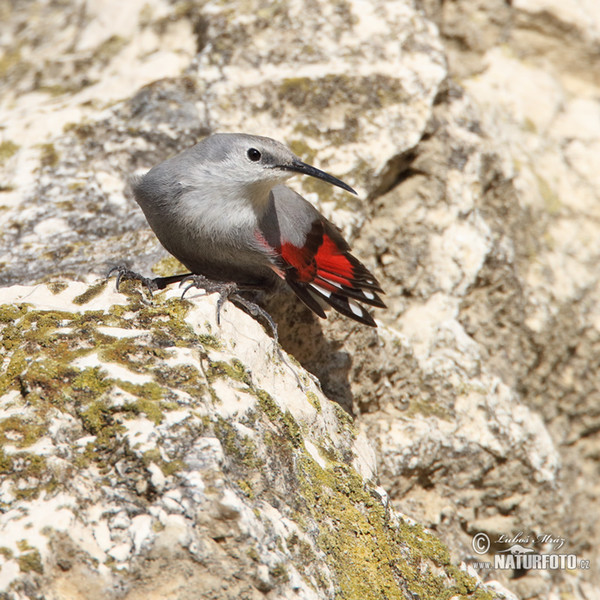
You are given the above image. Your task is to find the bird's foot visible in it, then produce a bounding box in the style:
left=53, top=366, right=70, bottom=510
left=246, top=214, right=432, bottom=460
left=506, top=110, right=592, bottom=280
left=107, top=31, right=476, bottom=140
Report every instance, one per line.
left=108, top=267, right=193, bottom=296
left=180, top=276, right=267, bottom=330
left=180, top=275, right=239, bottom=324
left=107, top=266, right=159, bottom=296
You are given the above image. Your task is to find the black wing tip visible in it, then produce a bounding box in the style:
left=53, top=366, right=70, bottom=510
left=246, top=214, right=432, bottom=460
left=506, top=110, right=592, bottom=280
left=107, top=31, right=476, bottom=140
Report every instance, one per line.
left=308, top=285, right=379, bottom=327
left=354, top=311, right=377, bottom=327
left=342, top=253, right=385, bottom=293
left=334, top=284, right=386, bottom=308
left=287, top=278, right=327, bottom=318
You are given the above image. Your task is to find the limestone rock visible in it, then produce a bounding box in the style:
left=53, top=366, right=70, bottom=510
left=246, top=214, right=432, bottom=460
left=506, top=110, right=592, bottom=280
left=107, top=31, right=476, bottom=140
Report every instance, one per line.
left=1, top=0, right=600, bottom=598
left=0, top=281, right=492, bottom=599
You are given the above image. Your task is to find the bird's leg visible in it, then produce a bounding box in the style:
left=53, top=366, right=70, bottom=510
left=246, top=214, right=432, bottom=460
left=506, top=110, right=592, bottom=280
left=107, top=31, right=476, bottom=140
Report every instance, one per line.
left=180, top=276, right=268, bottom=328
left=107, top=266, right=158, bottom=296
left=107, top=266, right=192, bottom=296
left=179, top=275, right=239, bottom=325
left=150, top=273, right=194, bottom=290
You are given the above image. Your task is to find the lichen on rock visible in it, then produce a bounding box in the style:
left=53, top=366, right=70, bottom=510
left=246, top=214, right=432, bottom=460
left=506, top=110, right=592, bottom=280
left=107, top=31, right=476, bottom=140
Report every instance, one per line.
left=0, top=281, right=489, bottom=598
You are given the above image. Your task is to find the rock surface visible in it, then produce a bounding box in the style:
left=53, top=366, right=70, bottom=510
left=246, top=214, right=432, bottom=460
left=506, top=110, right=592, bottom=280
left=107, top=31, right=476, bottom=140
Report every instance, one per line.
left=0, top=280, right=492, bottom=599
left=1, top=0, right=599, bottom=598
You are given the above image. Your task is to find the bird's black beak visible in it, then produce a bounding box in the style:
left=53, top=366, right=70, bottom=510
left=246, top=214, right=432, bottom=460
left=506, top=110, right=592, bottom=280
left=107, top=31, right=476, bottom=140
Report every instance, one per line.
left=280, top=160, right=357, bottom=195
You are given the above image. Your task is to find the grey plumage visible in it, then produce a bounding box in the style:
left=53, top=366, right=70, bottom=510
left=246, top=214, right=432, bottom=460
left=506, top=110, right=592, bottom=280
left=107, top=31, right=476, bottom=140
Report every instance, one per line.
left=130, top=133, right=384, bottom=326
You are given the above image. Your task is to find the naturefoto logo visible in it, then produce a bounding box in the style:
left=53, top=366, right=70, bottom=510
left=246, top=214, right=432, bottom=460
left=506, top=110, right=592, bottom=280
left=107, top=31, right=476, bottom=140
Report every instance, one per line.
left=470, top=532, right=591, bottom=571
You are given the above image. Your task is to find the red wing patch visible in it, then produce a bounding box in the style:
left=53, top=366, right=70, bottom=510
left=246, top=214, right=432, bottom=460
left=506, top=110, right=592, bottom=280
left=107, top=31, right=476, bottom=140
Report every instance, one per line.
left=313, top=235, right=354, bottom=286
left=276, top=219, right=386, bottom=327
left=280, top=242, right=317, bottom=282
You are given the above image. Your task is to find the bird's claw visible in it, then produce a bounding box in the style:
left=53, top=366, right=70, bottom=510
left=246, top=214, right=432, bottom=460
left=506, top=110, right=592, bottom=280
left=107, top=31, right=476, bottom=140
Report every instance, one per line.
left=179, top=276, right=239, bottom=325
left=107, top=266, right=157, bottom=296
left=178, top=276, right=278, bottom=342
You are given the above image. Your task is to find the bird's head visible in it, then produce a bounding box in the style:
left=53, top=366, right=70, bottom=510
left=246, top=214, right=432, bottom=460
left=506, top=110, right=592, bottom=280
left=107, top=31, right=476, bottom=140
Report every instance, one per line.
left=190, top=133, right=357, bottom=198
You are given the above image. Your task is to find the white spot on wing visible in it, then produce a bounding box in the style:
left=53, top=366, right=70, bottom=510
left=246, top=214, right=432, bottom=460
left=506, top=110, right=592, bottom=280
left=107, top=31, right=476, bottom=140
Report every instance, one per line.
left=363, top=291, right=375, bottom=300
left=348, top=300, right=363, bottom=317
left=311, top=283, right=332, bottom=298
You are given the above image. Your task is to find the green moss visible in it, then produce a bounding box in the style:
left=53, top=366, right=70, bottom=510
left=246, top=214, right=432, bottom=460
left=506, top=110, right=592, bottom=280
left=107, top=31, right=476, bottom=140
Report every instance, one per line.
left=152, top=520, right=165, bottom=533
left=0, top=447, right=12, bottom=474
left=278, top=74, right=405, bottom=113
left=255, top=389, right=283, bottom=421
left=287, top=533, right=317, bottom=566
left=93, top=35, right=127, bottom=64
left=18, top=549, right=43, bottom=574
left=78, top=400, right=115, bottom=436
left=0, top=140, right=19, bottom=163
left=214, top=417, right=263, bottom=468
left=331, top=402, right=354, bottom=432
left=99, top=337, right=168, bottom=372
left=206, top=358, right=253, bottom=386
left=237, top=479, right=254, bottom=498
left=0, top=416, right=46, bottom=448
left=0, top=546, right=13, bottom=559
left=46, top=281, right=69, bottom=295
left=142, top=448, right=185, bottom=477
left=301, top=176, right=337, bottom=203
left=121, top=384, right=166, bottom=425
left=406, top=398, right=452, bottom=420
left=197, top=333, right=221, bottom=349
left=0, top=304, right=28, bottom=324
left=11, top=453, right=57, bottom=500
left=160, top=459, right=184, bottom=476
left=37, top=84, right=76, bottom=97
left=0, top=286, right=222, bottom=499
left=293, top=453, right=482, bottom=600
left=154, top=364, right=206, bottom=400
left=246, top=547, right=260, bottom=562
left=315, top=439, right=342, bottom=464
left=73, top=280, right=108, bottom=305
left=63, top=121, right=95, bottom=140
left=22, top=357, right=76, bottom=405
left=39, top=143, right=59, bottom=168
left=151, top=256, right=187, bottom=277
left=305, top=391, right=321, bottom=413
left=523, top=117, right=537, bottom=133
left=71, top=367, right=112, bottom=400
left=255, top=389, right=302, bottom=448
left=0, top=47, right=22, bottom=79
left=270, top=562, right=289, bottom=582
left=139, top=3, right=154, bottom=26
left=0, top=349, right=27, bottom=395
left=288, top=139, right=318, bottom=164
left=281, top=410, right=302, bottom=448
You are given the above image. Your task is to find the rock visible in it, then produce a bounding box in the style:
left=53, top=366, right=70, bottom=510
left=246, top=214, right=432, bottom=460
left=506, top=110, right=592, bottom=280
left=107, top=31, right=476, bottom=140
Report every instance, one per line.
left=0, top=281, right=487, bottom=598
left=2, top=0, right=600, bottom=598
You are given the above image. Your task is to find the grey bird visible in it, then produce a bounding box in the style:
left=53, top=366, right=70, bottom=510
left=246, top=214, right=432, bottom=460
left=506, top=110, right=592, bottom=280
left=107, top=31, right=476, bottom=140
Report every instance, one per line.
left=112, top=133, right=385, bottom=326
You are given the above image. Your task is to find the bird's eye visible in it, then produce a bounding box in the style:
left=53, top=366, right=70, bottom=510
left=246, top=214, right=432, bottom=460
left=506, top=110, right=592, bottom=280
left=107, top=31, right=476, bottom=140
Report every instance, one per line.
left=247, top=148, right=261, bottom=162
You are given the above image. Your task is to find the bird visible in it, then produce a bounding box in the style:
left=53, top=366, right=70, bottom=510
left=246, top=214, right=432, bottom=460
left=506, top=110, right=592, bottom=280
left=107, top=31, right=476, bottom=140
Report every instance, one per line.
left=111, top=133, right=385, bottom=327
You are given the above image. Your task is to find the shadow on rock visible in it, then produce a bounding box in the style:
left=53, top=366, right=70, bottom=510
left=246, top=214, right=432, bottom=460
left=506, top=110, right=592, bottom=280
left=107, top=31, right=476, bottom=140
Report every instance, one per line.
left=264, top=293, right=356, bottom=414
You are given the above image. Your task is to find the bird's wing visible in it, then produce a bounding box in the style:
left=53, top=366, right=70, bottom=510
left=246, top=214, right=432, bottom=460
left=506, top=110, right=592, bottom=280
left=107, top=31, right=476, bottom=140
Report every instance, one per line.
left=259, top=186, right=385, bottom=327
